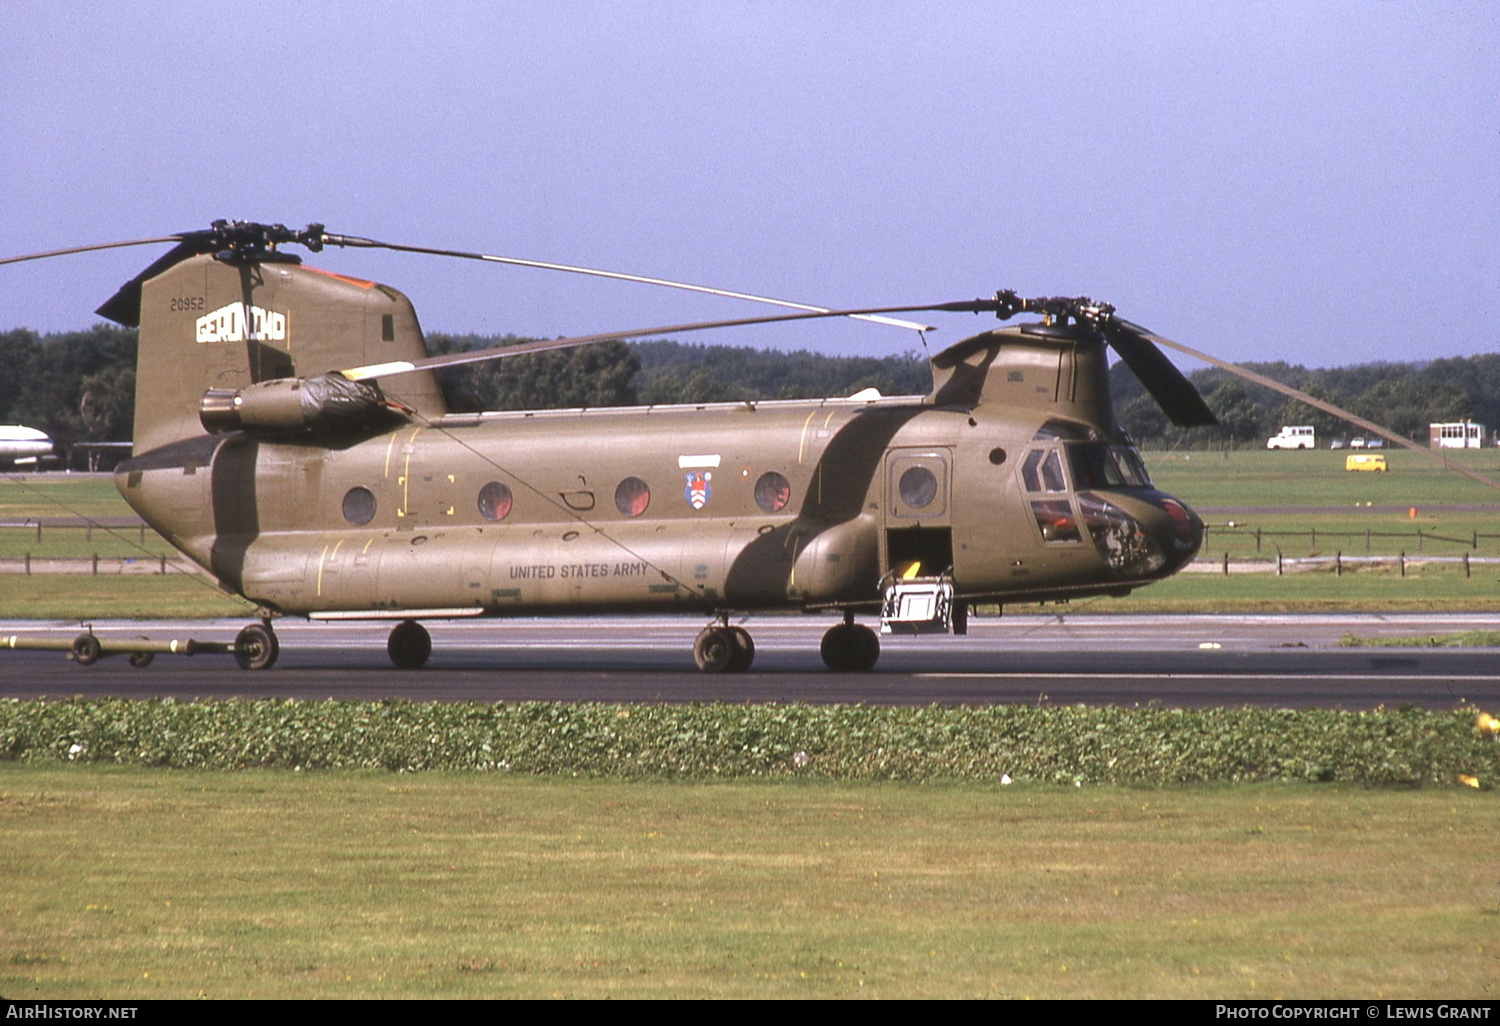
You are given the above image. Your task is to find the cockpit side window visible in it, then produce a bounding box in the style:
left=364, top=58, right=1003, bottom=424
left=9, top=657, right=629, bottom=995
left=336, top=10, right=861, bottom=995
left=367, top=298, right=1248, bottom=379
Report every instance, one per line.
left=1022, top=448, right=1079, bottom=542
left=1021, top=449, right=1067, bottom=493
left=1066, top=443, right=1153, bottom=490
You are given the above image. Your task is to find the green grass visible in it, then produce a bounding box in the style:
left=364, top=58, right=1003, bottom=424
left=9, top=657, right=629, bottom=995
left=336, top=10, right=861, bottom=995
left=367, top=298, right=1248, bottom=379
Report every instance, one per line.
left=1, top=765, right=1495, bottom=999
left=1144, top=447, right=1500, bottom=508
left=0, top=528, right=179, bottom=560
left=0, top=576, right=252, bottom=620
left=1337, top=631, right=1500, bottom=648
left=0, top=475, right=132, bottom=521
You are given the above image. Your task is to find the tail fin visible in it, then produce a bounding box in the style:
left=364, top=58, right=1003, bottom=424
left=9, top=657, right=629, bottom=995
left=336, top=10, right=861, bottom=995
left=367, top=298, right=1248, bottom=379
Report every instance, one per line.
left=109, top=252, right=446, bottom=454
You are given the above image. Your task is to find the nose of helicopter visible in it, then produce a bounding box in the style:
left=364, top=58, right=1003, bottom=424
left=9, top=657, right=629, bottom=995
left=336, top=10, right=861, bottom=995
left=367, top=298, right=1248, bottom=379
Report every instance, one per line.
left=1148, top=494, right=1205, bottom=574
left=1075, top=491, right=1204, bottom=580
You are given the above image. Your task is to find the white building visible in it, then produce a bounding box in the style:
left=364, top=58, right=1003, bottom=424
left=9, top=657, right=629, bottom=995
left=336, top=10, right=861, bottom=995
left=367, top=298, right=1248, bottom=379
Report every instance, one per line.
left=1428, top=421, right=1487, bottom=449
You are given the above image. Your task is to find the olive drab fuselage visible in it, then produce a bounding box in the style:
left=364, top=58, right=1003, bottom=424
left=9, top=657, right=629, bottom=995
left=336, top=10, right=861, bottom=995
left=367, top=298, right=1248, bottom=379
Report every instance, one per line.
left=112, top=253, right=1204, bottom=622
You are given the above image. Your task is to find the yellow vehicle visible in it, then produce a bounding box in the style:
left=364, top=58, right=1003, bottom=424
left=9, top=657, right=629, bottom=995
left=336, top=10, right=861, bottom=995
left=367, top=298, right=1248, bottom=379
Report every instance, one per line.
left=1346, top=453, right=1387, bottom=472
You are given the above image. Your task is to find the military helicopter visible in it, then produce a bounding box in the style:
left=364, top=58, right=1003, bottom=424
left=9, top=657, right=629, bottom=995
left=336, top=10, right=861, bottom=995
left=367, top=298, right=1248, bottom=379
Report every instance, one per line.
left=5, top=220, right=1469, bottom=673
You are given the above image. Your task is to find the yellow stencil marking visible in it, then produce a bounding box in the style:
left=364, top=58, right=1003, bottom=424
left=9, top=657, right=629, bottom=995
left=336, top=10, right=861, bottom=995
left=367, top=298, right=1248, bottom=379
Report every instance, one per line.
left=399, top=427, right=422, bottom=516
left=797, top=410, right=817, bottom=464
left=383, top=431, right=399, bottom=478
left=315, top=543, right=330, bottom=598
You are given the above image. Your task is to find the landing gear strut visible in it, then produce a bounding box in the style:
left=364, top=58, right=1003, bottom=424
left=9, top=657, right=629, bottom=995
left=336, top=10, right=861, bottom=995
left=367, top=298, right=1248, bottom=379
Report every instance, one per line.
left=234, top=622, right=279, bottom=670
left=387, top=619, right=432, bottom=670
left=693, top=619, right=754, bottom=673
left=820, top=614, right=879, bottom=672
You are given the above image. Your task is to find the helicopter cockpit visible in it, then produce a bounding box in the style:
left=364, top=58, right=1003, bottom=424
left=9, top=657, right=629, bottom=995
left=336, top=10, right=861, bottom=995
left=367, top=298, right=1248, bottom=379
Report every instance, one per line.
left=1018, top=420, right=1198, bottom=577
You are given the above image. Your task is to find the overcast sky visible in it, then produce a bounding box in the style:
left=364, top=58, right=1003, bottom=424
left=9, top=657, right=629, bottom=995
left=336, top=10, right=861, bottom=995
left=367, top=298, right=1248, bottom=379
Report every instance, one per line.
left=2, top=1, right=1495, bottom=370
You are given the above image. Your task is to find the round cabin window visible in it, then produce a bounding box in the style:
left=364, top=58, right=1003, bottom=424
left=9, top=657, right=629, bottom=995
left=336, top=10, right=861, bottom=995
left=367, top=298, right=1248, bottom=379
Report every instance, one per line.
left=754, top=471, right=791, bottom=513
left=477, top=480, right=513, bottom=522
left=342, top=486, right=376, bottom=526
left=898, top=465, right=938, bottom=509
left=614, top=476, right=651, bottom=517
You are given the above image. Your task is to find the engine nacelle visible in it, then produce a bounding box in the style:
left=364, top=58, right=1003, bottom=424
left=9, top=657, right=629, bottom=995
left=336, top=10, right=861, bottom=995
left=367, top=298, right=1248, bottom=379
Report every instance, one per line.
left=199, top=374, right=393, bottom=435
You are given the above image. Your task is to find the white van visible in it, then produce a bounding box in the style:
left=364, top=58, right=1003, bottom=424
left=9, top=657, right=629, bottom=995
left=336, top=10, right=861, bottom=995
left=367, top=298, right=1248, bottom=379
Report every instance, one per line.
left=1267, top=426, right=1315, bottom=450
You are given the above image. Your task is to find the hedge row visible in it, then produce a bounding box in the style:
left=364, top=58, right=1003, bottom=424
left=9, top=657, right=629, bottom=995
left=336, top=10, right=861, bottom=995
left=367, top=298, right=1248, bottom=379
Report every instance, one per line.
left=1, top=699, right=1497, bottom=786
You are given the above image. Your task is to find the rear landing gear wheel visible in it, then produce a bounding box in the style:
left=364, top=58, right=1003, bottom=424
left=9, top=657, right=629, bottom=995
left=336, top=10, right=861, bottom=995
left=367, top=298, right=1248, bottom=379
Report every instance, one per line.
left=387, top=620, right=432, bottom=670
left=234, top=622, right=279, bottom=670
left=693, top=626, right=736, bottom=673
left=820, top=622, right=879, bottom=672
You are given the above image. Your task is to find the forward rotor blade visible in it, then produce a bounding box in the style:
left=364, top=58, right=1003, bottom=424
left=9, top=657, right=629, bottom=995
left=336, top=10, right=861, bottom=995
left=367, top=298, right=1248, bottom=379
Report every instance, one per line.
left=1119, top=319, right=1500, bottom=492
left=342, top=299, right=999, bottom=382
left=0, top=234, right=189, bottom=267
left=321, top=233, right=934, bottom=333
left=1101, top=321, right=1218, bottom=428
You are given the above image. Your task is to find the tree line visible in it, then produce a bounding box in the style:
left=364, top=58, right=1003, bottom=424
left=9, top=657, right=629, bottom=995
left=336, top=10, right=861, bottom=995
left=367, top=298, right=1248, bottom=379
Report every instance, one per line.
left=2, top=325, right=1495, bottom=463
left=1110, top=355, right=1500, bottom=448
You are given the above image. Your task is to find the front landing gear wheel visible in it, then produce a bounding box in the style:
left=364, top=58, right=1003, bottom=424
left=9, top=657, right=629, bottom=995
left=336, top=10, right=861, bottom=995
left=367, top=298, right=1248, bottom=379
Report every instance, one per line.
left=234, top=623, right=279, bottom=670
left=695, top=625, right=755, bottom=673
left=387, top=620, right=432, bottom=670
left=693, top=626, right=736, bottom=673
left=820, top=623, right=879, bottom=672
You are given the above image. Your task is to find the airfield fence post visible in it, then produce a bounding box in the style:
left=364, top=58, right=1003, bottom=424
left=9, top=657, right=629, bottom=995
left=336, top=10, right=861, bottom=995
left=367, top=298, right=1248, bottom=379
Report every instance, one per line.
left=34, top=522, right=40, bottom=542
left=1465, top=551, right=1471, bottom=578
left=1336, top=551, right=1342, bottom=577
left=1473, top=530, right=1479, bottom=549
left=91, top=553, right=98, bottom=576
left=1276, top=549, right=1282, bottom=576
left=159, top=554, right=166, bottom=575
left=1255, top=528, right=1262, bottom=552
left=1400, top=551, right=1406, bottom=578
left=1365, top=529, right=1371, bottom=552
left=1222, top=553, right=1229, bottom=576
left=1311, top=527, right=1317, bottom=550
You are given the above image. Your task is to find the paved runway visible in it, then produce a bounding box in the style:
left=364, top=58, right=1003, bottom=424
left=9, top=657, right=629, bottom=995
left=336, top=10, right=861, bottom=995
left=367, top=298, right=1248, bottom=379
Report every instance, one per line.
left=3, top=613, right=1499, bottom=709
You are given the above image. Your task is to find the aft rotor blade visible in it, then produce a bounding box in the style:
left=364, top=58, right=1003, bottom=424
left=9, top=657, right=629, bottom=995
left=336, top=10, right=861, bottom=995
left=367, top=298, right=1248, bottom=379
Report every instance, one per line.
left=342, top=299, right=999, bottom=382
left=0, top=234, right=189, bottom=267
left=1120, top=319, right=1500, bottom=492
left=1101, top=321, right=1218, bottom=428
left=320, top=232, right=934, bottom=333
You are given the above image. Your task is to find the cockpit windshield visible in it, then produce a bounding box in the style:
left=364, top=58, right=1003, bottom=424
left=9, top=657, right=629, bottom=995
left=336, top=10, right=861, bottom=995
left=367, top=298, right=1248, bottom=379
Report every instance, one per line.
left=1065, top=443, right=1153, bottom=490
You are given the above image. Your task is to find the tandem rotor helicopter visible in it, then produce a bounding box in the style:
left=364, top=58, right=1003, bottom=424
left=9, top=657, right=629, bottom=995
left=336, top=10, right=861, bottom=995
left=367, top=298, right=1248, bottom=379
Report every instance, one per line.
left=1, top=220, right=1471, bottom=673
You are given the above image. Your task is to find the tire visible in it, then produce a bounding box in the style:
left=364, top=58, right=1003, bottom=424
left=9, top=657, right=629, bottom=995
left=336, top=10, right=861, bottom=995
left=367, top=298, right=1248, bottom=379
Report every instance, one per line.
left=851, top=624, right=880, bottom=671
left=693, top=626, right=736, bottom=673
left=952, top=602, right=969, bottom=636
left=126, top=636, right=154, bottom=668
left=820, top=623, right=880, bottom=672
left=71, top=633, right=102, bottom=666
left=387, top=620, right=432, bottom=670
left=727, top=626, right=755, bottom=673
left=234, top=623, right=279, bottom=671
